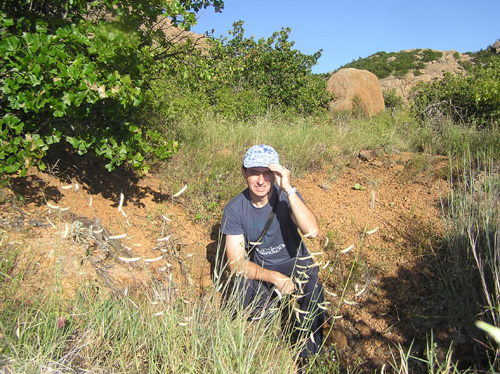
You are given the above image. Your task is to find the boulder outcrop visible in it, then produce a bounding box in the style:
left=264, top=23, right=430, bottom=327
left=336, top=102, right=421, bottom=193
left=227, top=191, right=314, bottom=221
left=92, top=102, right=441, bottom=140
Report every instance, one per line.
left=326, top=68, right=385, bottom=116
left=379, top=50, right=471, bottom=99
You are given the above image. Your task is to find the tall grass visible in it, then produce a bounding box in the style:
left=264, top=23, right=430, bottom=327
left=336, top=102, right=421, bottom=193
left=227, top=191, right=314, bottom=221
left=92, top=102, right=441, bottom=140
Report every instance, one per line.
left=158, top=110, right=500, bottom=223
left=0, top=244, right=304, bottom=373
left=437, top=148, right=500, bottom=369
left=158, top=110, right=425, bottom=221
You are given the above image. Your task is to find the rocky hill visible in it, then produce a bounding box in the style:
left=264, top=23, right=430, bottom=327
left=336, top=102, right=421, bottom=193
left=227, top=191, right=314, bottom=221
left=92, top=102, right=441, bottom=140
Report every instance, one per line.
left=379, top=50, right=471, bottom=99
left=339, top=41, right=500, bottom=100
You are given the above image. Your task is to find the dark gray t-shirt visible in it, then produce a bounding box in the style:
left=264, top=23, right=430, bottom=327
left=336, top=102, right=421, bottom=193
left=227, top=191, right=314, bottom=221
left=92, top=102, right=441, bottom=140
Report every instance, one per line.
left=221, top=185, right=308, bottom=269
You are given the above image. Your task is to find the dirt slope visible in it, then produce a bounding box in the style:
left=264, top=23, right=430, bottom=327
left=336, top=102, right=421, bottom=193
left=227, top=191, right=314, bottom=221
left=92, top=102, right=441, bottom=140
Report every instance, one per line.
left=2, top=151, right=473, bottom=371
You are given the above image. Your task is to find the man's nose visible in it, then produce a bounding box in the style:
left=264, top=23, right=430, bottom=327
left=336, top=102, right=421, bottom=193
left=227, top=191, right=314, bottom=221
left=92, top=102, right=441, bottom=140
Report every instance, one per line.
left=257, top=173, right=265, bottom=183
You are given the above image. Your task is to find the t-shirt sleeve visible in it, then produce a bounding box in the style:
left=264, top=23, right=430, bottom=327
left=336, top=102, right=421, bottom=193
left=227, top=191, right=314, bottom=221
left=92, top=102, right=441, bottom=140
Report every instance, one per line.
left=221, top=201, right=244, bottom=236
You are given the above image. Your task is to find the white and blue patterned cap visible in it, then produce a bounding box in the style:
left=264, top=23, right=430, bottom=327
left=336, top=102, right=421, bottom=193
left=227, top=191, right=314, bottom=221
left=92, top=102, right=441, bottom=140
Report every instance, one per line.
left=243, top=144, right=279, bottom=168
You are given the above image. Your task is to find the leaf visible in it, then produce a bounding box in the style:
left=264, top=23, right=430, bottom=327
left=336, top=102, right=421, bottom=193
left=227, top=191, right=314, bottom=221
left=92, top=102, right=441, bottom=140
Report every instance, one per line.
left=0, top=36, right=20, bottom=53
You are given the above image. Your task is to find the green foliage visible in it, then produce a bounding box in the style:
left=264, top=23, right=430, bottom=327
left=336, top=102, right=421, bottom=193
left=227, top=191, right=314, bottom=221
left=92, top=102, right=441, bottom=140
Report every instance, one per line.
left=420, top=49, right=443, bottom=62
left=342, top=49, right=443, bottom=79
left=207, top=21, right=333, bottom=116
left=411, top=56, right=500, bottom=128
left=0, top=0, right=222, bottom=176
left=465, top=41, right=500, bottom=68
left=142, top=20, right=332, bottom=131
left=383, top=88, right=404, bottom=110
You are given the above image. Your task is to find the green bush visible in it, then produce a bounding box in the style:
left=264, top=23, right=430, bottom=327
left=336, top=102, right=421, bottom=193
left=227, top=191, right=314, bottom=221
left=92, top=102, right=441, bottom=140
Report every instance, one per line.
left=383, top=88, right=404, bottom=110
left=141, top=20, right=333, bottom=133
left=0, top=0, right=222, bottom=175
left=420, top=49, right=443, bottom=62
left=207, top=21, right=333, bottom=115
left=411, top=56, right=500, bottom=128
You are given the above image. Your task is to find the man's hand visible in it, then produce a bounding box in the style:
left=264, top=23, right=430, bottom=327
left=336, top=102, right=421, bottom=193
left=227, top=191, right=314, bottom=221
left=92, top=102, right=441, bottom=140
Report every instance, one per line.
left=268, top=163, right=292, bottom=192
left=274, top=273, right=295, bottom=294
left=268, top=163, right=320, bottom=239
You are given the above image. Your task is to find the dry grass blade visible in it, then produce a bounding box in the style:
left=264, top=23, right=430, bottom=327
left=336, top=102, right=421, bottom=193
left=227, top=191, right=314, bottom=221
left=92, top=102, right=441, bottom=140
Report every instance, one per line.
left=310, top=251, right=324, bottom=256
left=118, top=257, right=141, bottom=263
left=157, top=235, right=172, bottom=242
left=324, top=288, right=337, bottom=297
left=341, top=244, right=354, bottom=253
left=173, top=185, right=187, bottom=198
left=355, top=284, right=367, bottom=297
left=108, top=233, right=127, bottom=240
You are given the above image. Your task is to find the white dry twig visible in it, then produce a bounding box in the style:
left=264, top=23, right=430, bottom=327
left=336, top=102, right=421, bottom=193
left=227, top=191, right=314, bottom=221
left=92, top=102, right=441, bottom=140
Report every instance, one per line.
left=173, top=185, right=187, bottom=198
left=341, top=244, right=354, bottom=253
left=118, top=257, right=141, bottom=263
left=355, top=284, right=367, bottom=297
left=344, top=299, right=358, bottom=306
left=108, top=233, right=127, bottom=240
left=157, top=235, right=172, bottom=242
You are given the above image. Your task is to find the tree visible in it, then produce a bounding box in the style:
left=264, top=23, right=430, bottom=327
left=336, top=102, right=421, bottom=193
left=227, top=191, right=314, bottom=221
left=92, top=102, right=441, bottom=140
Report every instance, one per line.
left=207, top=21, right=332, bottom=116
left=0, top=0, right=223, bottom=175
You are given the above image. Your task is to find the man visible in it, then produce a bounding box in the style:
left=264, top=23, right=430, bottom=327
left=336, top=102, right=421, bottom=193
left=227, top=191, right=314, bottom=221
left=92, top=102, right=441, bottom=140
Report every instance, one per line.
left=221, top=144, right=324, bottom=358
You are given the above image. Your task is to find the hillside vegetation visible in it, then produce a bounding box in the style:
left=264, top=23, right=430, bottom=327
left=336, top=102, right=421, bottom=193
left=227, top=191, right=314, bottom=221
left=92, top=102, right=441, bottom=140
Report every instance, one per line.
left=1, top=1, right=500, bottom=372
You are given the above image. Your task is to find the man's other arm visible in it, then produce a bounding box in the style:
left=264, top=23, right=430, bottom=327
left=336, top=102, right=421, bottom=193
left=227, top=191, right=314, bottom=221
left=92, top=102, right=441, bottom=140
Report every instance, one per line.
left=225, top=234, right=295, bottom=294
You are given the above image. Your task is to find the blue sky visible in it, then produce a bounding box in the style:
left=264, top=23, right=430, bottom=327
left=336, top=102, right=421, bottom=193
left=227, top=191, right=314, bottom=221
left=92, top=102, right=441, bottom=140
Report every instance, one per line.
left=192, top=0, right=500, bottom=74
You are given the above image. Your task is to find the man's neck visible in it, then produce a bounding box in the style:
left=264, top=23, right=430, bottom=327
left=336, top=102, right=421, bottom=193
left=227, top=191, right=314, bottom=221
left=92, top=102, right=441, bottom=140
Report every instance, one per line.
left=250, top=188, right=274, bottom=208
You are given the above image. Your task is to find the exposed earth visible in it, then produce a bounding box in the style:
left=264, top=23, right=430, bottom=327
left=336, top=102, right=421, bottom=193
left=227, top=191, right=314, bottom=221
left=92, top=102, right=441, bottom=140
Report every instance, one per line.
left=1, top=151, right=479, bottom=372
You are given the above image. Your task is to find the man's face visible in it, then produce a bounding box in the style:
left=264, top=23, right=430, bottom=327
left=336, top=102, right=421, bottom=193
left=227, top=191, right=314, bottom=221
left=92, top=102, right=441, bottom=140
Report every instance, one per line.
left=242, top=167, right=275, bottom=200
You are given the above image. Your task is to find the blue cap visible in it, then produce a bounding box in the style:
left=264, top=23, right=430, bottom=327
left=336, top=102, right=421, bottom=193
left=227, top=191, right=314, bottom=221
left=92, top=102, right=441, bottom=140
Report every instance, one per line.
left=243, top=144, right=279, bottom=168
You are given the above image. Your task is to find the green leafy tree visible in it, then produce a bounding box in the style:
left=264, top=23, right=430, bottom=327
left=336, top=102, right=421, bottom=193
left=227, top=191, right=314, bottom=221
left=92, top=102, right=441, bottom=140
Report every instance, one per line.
left=0, top=0, right=223, bottom=175
left=207, top=21, right=332, bottom=116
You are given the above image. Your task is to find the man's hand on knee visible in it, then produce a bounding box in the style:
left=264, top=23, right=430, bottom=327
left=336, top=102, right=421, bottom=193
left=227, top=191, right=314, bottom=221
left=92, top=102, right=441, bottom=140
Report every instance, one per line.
left=273, top=273, right=295, bottom=294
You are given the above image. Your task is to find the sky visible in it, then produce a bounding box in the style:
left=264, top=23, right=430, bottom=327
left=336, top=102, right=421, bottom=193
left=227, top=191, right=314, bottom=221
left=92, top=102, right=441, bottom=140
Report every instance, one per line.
left=192, top=0, right=500, bottom=74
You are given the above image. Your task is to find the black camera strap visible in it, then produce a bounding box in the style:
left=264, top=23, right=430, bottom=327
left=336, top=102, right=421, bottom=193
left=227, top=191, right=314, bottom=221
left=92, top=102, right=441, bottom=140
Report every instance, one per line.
left=248, top=191, right=279, bottom=258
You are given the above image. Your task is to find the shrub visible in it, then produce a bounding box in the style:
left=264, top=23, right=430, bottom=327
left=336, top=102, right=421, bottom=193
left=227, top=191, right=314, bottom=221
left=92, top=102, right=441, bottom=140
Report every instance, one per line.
left=207, top=21, right=333, bottom=115
left=0, top=0, right=222, bottom=175
left=383, top=89, right=404, bottom=110
left=411, top=56, right=500, bottom=128
left=420, top=49, right=443, bottom=62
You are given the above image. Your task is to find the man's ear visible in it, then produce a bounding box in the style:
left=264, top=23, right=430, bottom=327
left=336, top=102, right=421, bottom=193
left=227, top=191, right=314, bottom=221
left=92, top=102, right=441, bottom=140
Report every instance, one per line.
left=241, top=167, right=247, bottom=179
